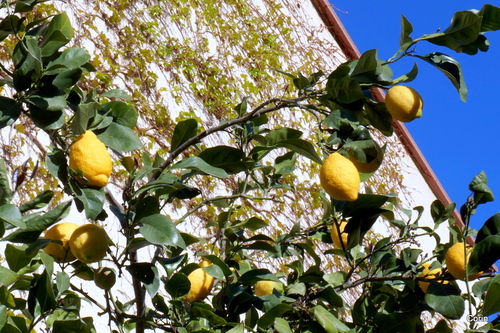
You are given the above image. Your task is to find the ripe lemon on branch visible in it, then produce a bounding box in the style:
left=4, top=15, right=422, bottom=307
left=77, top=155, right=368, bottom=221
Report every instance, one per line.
left=319, top=153, right=360, bottom=202
left=385, top=85, right=423, bottom=123
left=69, top=130, right=112, bottom=187
left=43, top=222, right=79, bottom=262
left=445, top=242, right=482, bottom=281
left=185, top=260, right=215, bottom=302
left=69, top=224, right=109, bottom=264
left=418, top=263, right=449, bottom=293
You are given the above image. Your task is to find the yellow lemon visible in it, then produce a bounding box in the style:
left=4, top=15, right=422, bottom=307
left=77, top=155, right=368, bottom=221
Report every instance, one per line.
left=418, top=263, right=449, bottom=293
left=69, top=224, right=109, bottom=264
left=319, top=153, right=360, bottom=202
left=43, top=222, right=79, bottom=262
left=347, top=143, right=384, bottom=174
left=331, top=220, right=349, bottom=250
left=385, top=85, right=423, bottom=122
left=445, top=242, right=482, bottom=281
left=185, top=260, right=215, bottom=302
left=255, top=280, right=278, bottom=296
left=69, top=130, right=112, bottom=187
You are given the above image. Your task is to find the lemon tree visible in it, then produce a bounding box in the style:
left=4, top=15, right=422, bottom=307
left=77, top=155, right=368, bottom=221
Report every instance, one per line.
left=1, top=1, right=500, bottom=333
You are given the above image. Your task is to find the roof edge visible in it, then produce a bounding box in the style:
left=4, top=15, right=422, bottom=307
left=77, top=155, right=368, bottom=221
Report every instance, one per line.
left=310, top=0, right=465, bottom=229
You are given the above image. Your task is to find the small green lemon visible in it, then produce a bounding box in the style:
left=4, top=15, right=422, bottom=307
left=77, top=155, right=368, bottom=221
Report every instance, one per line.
left=69, top=130, right=112, bottom=187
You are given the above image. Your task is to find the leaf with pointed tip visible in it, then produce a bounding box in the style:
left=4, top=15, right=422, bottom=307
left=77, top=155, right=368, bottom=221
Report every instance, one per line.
left=414, top=52, right=467, bottom=102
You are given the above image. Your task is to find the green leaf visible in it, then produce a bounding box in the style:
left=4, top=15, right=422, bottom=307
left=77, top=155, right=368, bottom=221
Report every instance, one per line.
left=0, top=266, right=20, bottom=287
left=391, top=63, right=418, bottom=85
left=71, top=102, right=99, bottom=135
left=19, top=190, right=54, bottom=213
left=242, top=217, right=268, bottom=231
left=277, top=139, right=322, bottom=165
left=414, top=52, right=467, bottom=102
left=27, top=93, right=66, bottom=112
left=198, top=145, right=253, bottom=174
left=3, top=201, right=71, bottom=243
left=171, top=118, right=198, bottom=152
left=468, top=235, right=500, bottom=274
left=0, top=204, right=24, bottom=228
left=56, top=271, right=70, bottom=296
left=257, top=304, right=293, bottom=329
left=45, top=48, right=91, bottom=74
left=29, top=105, right=65, bottom=129
left=98, top=122, right=143, bottom=151
left=362, top=99, right=393, bottom=136
left=5, top=244, right=36, bottom=272
left=73, top=187, right=105, bottom=220
left=0, top=15, right=23, bottom=42
left=422, top=10, right=482, bottom=52
left=425, top=283, right=464, bottom=319
left=430, top=200, right=456, bottom=225
left=479, top=4, right=500, bottom=32
left=326, top=65, right=365, bottom=104
left=139, top=214, right=186, bottom=248
left=13, top=36, right=42, bottom=91
left=482, top=275, right=500, bottom=316
left=40, top=13, right=74, bottom=57
left=191, top=304, right=228, bottom=327
left=102, top=101, right=138, bottom=129
left=469, top=171, right=494, bottom=205
left=0, top=159, right=11, bottom=206
left=351, top=49, right=390, bottom=84
left=427, top=319, right=453, bottom=333
left=314, top=305, right=350, bottom=333
left=171, top=156, right=229, bottom=178
left=400, top=15, right=413, bottom=47
left=126, top=263, right=156, bottom=285
left=101, top=89, right=132, bottom=100
left=274, top=318, right=293, bottom=333
left=0, top=97, right=22, bottom=129
left=234, top=97, right=249, bottom=117
left=52, top=68, right=83, bottom=91
left=165, top=272, right=190, bottom=299
left=45, top=148, right=68, bottom=184
left=476, top=212, right=500, bottom=243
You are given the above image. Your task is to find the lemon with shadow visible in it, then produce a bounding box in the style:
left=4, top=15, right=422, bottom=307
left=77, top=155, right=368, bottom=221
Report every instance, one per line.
left=319, top=152, right=360, bottom=202
left=69, top=130, right=112, bottom=187
left=185, top=260, right=215, bottom=302
left=254, top=280, right=284, bottom=296
left=385, top=85, right=423, bottom=123
left=418, top=263, right=449, bottom=293
left=445, top=242, right=482, bottom=281
left=331, top=220, right=349, bottom=250
left=43, top=222, right=79, bottom=263
left=69, top=224, right=109, bottom=264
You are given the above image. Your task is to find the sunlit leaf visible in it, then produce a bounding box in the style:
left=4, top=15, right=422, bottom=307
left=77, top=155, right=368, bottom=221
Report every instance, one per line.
left=414, top=52, right=467, bottom=101
left=139, top=214, right=185, bottom=248
left=425, top=283, right=464, bottom=319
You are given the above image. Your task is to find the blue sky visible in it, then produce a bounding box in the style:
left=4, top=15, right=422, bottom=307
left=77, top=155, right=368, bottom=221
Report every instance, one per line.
left=331, top=1, right=500, bottom=233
